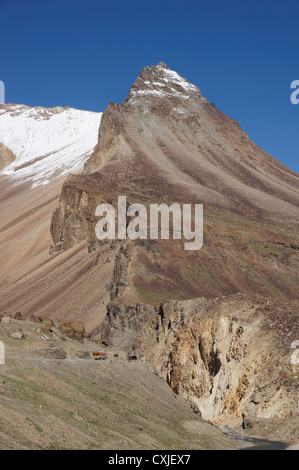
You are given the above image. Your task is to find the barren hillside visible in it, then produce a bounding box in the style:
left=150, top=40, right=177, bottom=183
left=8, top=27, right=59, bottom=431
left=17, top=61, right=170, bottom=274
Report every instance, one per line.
left=0, top=313, right=249, bottom=450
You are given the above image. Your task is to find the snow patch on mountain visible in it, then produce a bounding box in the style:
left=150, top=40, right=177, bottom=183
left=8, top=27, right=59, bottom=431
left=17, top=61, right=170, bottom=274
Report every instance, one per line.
left=157, top=66, right=199, bottom=93
left=0, top=104, right=102, bottom=188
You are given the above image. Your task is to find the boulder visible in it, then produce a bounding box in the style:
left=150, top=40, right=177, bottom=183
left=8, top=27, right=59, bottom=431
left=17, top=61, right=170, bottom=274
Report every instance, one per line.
left=10, top=331, right=25, bottom=339
left=28, top=314, right=43, bottom=323
left=39, top=324, right=53, bottom=339
left=13, top=311, right=22, bottom=320
left=43, top=318, right=55, bottom=328
left=56, top=320, right=73, bottom=339
left=56, top=320, right=85, bottom=343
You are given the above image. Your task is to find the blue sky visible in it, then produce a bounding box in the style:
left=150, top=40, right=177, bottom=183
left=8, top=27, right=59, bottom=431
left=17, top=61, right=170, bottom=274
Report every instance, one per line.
left=0, top=0, right=298, bottom=172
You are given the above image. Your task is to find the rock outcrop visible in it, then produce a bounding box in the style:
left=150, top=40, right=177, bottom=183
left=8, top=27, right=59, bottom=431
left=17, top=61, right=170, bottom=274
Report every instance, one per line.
left=55, top=320, right=85, bottom=343
left=0, top=142, right=15, bottom=170
left=100, top=294, right=299, bottom=430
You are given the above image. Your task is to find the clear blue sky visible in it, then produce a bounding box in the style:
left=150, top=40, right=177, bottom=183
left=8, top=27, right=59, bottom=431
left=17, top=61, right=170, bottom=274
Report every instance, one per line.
left=0, top=0, right=298, bottom=172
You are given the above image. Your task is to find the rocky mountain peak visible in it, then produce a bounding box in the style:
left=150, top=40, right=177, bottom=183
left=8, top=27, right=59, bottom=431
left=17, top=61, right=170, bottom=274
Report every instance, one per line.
left=156, top=61, right=169, bottom=69
left=83, top=62, right=299, bottom=226
left=124, top=62, right=202, bottom=106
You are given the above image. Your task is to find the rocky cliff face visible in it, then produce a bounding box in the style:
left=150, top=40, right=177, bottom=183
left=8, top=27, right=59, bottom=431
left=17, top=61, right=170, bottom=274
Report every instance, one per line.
left=50, top=176, right=115, bottom=252
left=100, top=294, right=299, bottom=434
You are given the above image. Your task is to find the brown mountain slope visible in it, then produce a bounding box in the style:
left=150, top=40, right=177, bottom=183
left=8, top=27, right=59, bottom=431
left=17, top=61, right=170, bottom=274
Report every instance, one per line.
left=0, top=63, right=298, bottom=333
left=46, top=62, right=299, bottom=329
left=83, top=61, right=299, bottom=223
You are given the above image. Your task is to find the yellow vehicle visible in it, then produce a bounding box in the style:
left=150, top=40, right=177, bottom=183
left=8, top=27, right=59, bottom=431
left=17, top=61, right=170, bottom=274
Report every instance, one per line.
left=93, top=351, right=108, bottom=360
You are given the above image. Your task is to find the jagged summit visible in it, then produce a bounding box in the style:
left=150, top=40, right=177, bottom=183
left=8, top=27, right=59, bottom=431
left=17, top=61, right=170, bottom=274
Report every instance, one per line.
left=156, top=61, right=169, bottom=69
left=124, top=62, right=203, bottom=107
